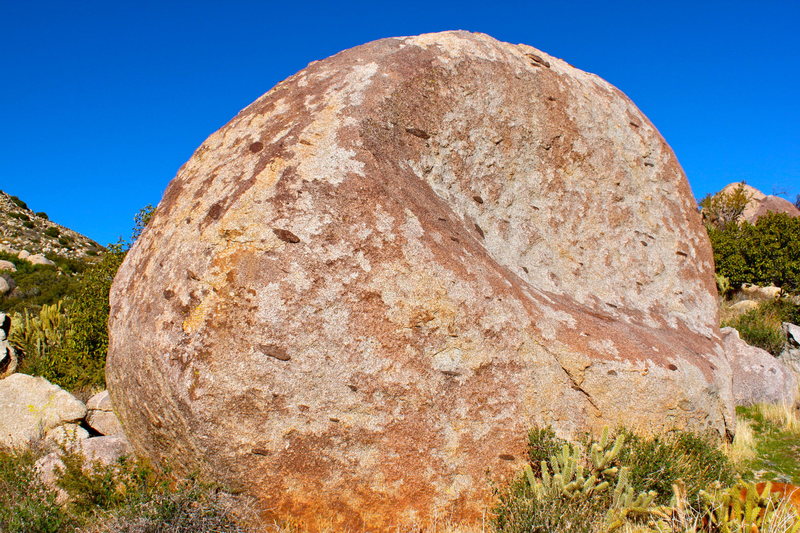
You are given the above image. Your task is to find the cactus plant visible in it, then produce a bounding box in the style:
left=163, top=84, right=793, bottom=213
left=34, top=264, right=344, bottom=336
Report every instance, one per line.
left=697, top=481, right=800, bottom=533
left=8, top=301, right=72, bottom=363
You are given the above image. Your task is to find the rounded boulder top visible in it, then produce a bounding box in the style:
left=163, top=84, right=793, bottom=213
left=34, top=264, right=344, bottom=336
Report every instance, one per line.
left=107, top=31, right=734, bottom=531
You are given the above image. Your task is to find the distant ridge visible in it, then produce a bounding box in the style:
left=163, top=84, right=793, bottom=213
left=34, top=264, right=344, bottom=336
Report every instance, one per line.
left=0, top=190, right=102, bottom=259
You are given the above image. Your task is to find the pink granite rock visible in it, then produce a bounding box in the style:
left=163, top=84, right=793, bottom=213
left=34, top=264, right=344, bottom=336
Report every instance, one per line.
left=107, top=31, right=735, bottom=530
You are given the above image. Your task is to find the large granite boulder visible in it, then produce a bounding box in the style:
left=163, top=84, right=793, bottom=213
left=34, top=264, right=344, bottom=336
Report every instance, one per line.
left=107, top=31, right=735, bottom=530
left=0, top=374, right=86, bottom=447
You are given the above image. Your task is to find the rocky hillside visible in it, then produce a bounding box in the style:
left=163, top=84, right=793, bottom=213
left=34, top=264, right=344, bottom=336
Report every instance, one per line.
left=0, top=190, right=103, bottom=259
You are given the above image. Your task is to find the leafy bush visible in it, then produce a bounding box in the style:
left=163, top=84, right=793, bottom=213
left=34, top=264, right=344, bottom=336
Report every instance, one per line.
left=0, top=445, right=245, bottom=533
left=8, top=212, right=30, bottom=222
left=8, top=194, right=29, bottom=210
left=131, top=204, right=155, bottom=243
left=709, top=213, right=800, bottom=292
left=0, top=251, right=85, bottom=315
left=45, top=227, right=61, bottom=238
left=722, top=299, right=799, bottom=355
left=0, top=446, right=69, bottom=533
left=526, top=426, right=568, bottom=476
left=37, top=211, right=49, bottom=219
left=617, top=430, right=735, bottom=506
left=700, top=182, right=751, bottom=228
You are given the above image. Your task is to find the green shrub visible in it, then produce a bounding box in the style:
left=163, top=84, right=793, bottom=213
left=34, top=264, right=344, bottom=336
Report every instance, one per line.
left=526, top=426, right=568, bottom=476
left=37, top=211, right=49, bottom=219
left=45, top=227, right=60, bottom=238
left=8, top=212, right=30, bottom=222
left=0, top=446, right=69, bottom=533
left=8, top=194, right=29, bottom=210
left=0, top=251, right=84, bottom=315
left=23, top=220, right=34, bottom=228
left=709, top=213, right=800, bottom=293
left=700, top=182, right=752, bottom=228
left=0, top=445, right=244, bottom=533
left=617, top=430, right=735, bottom=507
left=723, top=302, right=787, bottom=355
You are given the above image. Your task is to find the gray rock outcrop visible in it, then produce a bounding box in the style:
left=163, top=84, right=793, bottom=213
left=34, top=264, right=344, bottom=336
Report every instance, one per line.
left=721, top=327, right=798, bottom=406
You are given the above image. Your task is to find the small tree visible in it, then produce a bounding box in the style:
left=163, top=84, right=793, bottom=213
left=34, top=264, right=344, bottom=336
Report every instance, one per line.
left=699, top=182, right=752, bottom=229
left=131, top=204, right=155, bottom=243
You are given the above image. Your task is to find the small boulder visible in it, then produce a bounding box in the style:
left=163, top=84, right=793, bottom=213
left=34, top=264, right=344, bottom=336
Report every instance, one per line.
left=721, top=327, right=797, bottom=406
left=35, top=434, right=133, bottom=504
left=27, top=254, right=55, bottom=267
left=35, top=452, right=70, bottom=504
left=784, top=322, right=800, bottom=348
left=0, top=313, right=17, bottom=378
left=0, top=277, right=10, bottom=296
left=730, top=300, right=760, bottom=313
left=82, top=434, right=133, bottom=464
left=0, top=260, right=16, bottom=272
left=0, top=374, right=87, bottom=447
left=86, top=390, right=125, bottom=436
left=17, top=250, right=30, bottom=260
left=740, top=283, right=781, bottom=301
left=45, top=423, right=90, bottom=448
left=778, top=322, right=800, bottom=382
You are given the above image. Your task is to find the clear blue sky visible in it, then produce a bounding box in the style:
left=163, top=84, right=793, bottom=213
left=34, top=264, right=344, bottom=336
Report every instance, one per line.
left=2, top=0, right=798, bottom=245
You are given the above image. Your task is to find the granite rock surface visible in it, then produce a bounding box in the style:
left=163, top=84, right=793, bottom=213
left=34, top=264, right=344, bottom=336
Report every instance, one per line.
left=107, top=31, right=735, bottom=530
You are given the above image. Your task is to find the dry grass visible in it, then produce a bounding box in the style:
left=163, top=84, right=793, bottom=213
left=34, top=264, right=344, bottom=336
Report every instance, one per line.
left=757, top=402, right=800, bottom=434
left=267, top=518, right=488, bottom=533
left=724, top=417, right=757, bottom=464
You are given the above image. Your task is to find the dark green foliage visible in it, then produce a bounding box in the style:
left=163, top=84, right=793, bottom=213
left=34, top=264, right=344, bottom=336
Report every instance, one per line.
left=8, top=194, right=29, bottom=210
left=526, top=426, right=568, bottom=476
left=493, top=482, right=606, bottom=533
left=64, top=245, right=126, bottom=387
left=0, top=251, right=84, bottom=315
left=617, top=430, right=736, bottom=507
left=724, top=306, right=785, bottom=355
left=37, top=211, right=49, bottom=219
left=20, top=246, right=126, bottom=391
left=23, top=220, right=34, bottom=228
left=131, top=203, right=155, bottom=242
left=45, top=227, right=60, bottom=238
left=708, top=213, right=800, bottom=292
left=8, top=212, right=30, bottom=221
left=0, top=447, right=69, bottom=533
